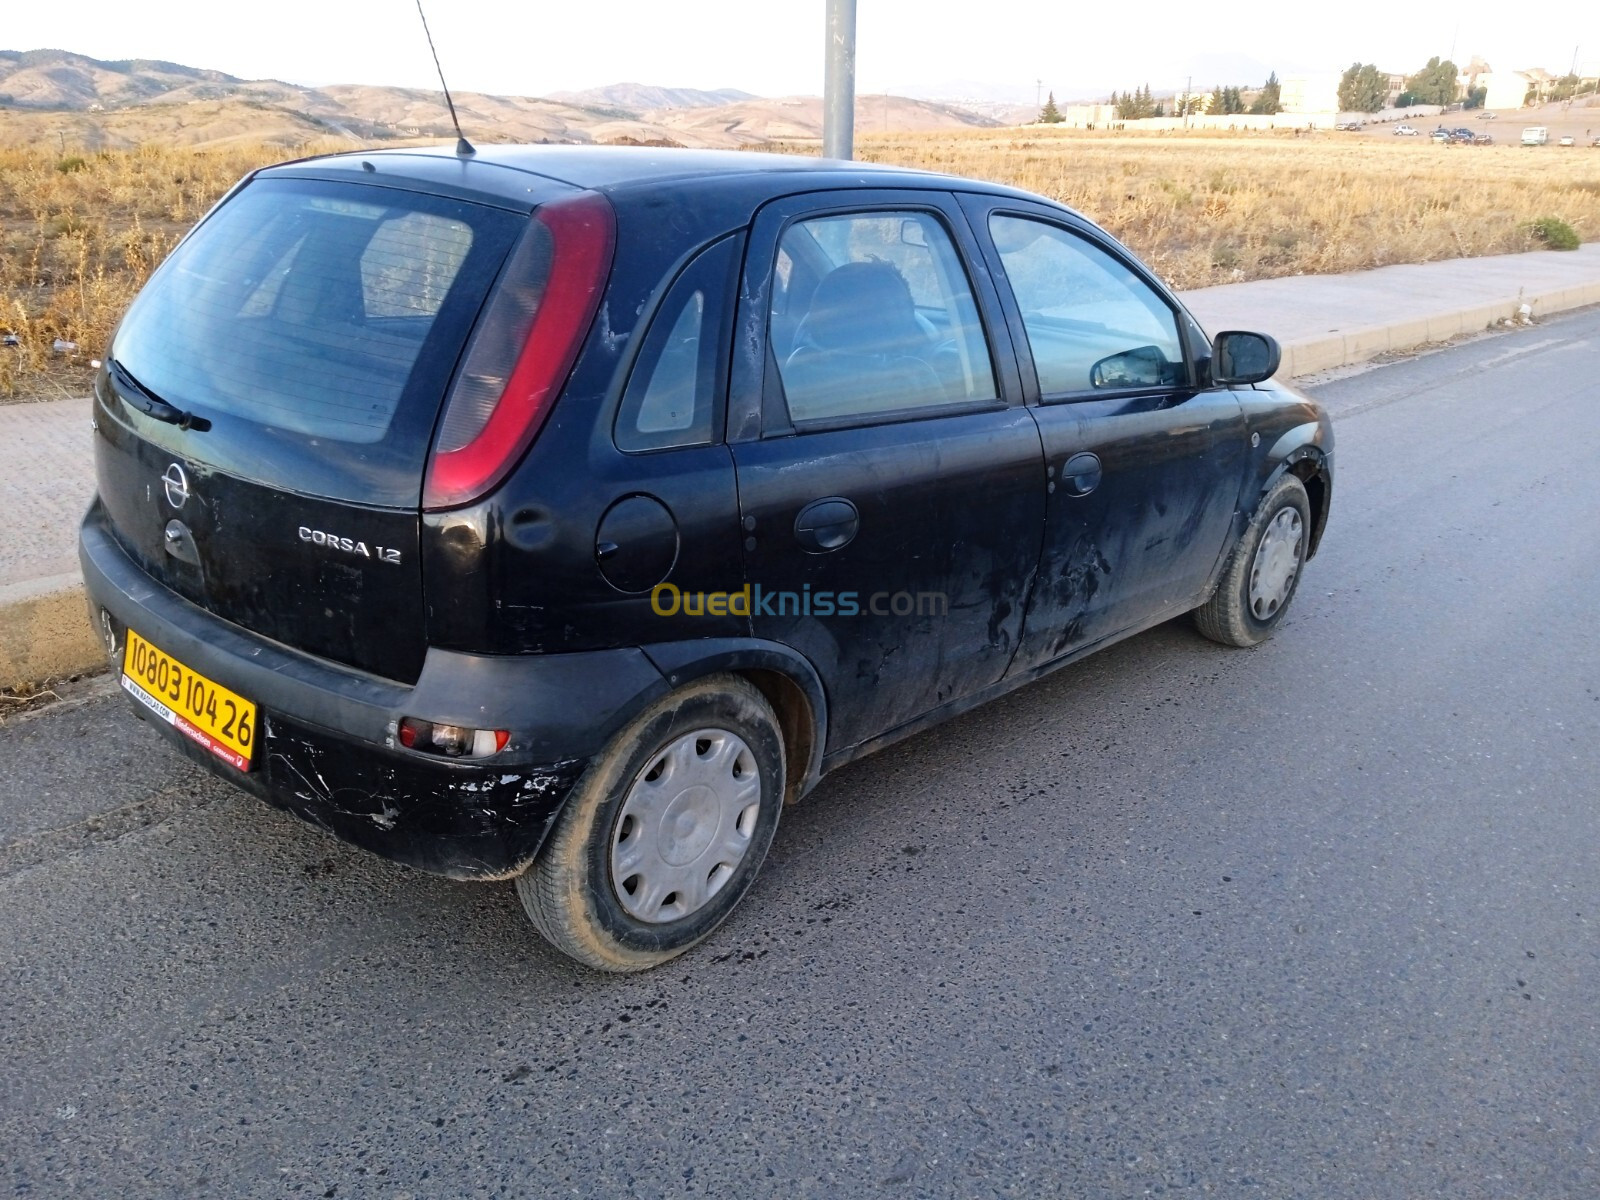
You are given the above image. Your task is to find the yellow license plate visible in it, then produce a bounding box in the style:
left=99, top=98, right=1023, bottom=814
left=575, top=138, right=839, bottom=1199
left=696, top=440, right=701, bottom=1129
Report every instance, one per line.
left=121, top=629, right=257, bottom=771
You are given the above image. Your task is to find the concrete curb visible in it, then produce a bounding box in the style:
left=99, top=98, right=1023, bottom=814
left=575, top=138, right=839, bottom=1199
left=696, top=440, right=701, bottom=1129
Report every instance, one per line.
left=1273, top=281, right=1600, bottom=378
left=2, top=273, right=1598, bottom=693
left=0, top=572, right=104, bottom=691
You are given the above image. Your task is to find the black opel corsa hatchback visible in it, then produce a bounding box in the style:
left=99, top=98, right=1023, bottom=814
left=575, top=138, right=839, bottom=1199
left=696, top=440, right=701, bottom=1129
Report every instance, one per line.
left=82, top=146, right=1333, bottom=970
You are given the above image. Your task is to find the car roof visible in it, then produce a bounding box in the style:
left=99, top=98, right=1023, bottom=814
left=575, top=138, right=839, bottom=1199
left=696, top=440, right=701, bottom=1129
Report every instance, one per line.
left=263, top=142, right=1053, bottom=209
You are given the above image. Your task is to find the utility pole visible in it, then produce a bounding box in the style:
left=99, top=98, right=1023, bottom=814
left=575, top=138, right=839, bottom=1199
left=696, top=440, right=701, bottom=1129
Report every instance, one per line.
left=823, top=0, right=857, bottom=160
left=1184, top=75, right=1191, bottom=128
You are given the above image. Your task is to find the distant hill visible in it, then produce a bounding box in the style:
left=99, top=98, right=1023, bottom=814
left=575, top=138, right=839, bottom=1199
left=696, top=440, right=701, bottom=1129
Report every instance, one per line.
left=0, top=48, right=1007, bottom=150
left=644, top=94, right=1001, bottom=145
left=544, top=83, right=757, bottom=115
left=0, top=48, right=243, bottom=109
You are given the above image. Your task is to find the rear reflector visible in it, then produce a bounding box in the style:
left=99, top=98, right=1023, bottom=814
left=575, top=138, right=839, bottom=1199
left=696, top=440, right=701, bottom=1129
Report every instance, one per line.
left=423, top=190, right=616, bottom=510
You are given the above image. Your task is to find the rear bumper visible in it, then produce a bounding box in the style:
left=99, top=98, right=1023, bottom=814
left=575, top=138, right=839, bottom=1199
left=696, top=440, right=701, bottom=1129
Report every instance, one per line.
left=80, top=502, right=673, bottom=879
left=139, top=696, right=590, bottom=880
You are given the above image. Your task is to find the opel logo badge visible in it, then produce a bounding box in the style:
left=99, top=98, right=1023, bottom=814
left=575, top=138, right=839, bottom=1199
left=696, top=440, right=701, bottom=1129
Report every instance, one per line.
left=161, top=463, right=190, bottom=510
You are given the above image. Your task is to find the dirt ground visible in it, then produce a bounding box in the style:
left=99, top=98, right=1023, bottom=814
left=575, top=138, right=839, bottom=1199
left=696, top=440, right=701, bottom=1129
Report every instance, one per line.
left=1350, top=97, right=1600, bottom=145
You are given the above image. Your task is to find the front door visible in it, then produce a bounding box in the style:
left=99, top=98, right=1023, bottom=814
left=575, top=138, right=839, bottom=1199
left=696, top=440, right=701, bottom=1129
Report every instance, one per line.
left=966, top=200, right=1247, bottom=669
left=728, top=192, right=1046, bottom=755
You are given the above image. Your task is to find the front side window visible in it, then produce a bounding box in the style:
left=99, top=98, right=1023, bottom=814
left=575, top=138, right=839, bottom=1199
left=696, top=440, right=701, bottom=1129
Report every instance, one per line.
left=770, top=211, right=997, bottom=425
left=989, top=215, right=1185, bottom=397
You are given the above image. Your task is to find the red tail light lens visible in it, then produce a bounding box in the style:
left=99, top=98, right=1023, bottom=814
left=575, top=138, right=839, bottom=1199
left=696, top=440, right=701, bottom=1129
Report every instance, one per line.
left=423, top=190, right=616, bottom=510
left=398, top=718, right=511, bottom=758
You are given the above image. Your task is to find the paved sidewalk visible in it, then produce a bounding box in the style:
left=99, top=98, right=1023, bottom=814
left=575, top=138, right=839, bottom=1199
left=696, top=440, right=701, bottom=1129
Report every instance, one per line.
left=2, top=242, right=1599, bottom=687
left=0, top=398, right=99, bottom=693
left=1182, top=243, right=1600, bottom=377
left=0, top=398, right=95, bottom=589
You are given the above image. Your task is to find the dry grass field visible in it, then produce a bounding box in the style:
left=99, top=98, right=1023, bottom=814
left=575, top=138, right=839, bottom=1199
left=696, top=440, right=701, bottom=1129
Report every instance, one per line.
left=0, top=141, right=341, bottom=397
left=859, top=129, right=1600, bottom=290
left=2, top=129, right=1597, bottom=398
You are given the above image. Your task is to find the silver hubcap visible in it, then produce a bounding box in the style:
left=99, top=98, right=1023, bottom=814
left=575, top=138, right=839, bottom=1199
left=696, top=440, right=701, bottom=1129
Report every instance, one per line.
left=1248, top=508, right=1304, bottom=620
left=610, top=729, right=762, bottom=924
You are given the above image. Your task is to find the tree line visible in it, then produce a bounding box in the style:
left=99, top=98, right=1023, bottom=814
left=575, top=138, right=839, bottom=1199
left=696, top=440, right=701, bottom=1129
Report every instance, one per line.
left=1035, top=73, right=1282, bottom=123
left=1039, top=52, right=1576, bottom=124
left=1337, top=56, right=1478, bottom=113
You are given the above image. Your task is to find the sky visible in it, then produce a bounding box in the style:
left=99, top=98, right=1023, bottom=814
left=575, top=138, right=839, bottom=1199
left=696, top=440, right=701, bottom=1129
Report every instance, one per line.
left=3, top=0, right=1596, bottom=102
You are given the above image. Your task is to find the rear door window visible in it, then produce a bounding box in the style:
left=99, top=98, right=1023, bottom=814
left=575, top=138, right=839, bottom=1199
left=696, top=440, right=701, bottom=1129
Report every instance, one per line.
left=111, top=177, right=525, bottom=506
left=769, top=211, right=997, bottom=425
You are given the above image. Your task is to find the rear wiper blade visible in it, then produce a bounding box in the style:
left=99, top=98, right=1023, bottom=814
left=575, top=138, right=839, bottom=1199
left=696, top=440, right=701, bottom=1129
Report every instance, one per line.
left=108, top=359, right=211, bottom=432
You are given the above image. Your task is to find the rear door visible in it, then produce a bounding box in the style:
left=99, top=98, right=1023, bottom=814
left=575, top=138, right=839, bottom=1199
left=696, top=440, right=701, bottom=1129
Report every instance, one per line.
left=728, top=190, right=1046, bottom=754
left=95, top=176, right=529, bottom=682
left=962, top=197, right=1247, bottom=669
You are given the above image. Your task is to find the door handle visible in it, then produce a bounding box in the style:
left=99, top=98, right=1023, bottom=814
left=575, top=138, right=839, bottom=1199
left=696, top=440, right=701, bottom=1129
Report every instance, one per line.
left=1060, top=452, right=1103, bottom=497
left=793, top=498, right=859, bottom=553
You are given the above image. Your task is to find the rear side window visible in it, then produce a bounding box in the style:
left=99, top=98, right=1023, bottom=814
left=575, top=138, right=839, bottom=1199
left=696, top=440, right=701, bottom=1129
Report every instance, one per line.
left=111, top=177, right=523, bottom=505
left=615, top=236, right=738, bottom=452
left=770, top=211, right=996, bottom=426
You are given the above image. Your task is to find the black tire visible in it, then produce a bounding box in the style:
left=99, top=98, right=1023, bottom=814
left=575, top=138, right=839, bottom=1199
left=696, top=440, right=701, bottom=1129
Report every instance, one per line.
left=515, top=674, right=785, bottom=972
left=1194, top=474, right=1312, bottom=648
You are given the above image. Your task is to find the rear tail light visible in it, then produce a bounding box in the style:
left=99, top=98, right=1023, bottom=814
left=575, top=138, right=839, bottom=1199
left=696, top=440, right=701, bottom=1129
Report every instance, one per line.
left=423, top=190, right=616, bottom=510
left=398, top=717, right=510, bottom=759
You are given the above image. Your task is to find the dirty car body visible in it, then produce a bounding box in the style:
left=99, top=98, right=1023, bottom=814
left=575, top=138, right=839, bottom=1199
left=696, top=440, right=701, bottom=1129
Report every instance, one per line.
left=81, top=146, right=1332, bottom=959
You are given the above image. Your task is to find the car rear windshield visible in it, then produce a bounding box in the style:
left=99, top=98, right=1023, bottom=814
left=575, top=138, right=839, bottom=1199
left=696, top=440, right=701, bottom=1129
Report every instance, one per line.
left=111, top=176, right=525, bottom=507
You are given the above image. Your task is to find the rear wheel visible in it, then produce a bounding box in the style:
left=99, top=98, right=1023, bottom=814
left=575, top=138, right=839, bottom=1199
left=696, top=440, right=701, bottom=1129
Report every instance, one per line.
left=516, top=675, right=784, bottom=972
left=1194, top=474, right=1311, bottom=647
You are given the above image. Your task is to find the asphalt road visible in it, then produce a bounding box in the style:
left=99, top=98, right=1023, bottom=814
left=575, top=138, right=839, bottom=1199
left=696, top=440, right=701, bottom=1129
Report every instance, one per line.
left=4, top=309, right=1598, bottom=1199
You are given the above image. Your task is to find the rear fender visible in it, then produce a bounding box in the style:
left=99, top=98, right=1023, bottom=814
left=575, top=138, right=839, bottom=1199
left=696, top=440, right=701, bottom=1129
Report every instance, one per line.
left=639, top=638, right=828, bottom=803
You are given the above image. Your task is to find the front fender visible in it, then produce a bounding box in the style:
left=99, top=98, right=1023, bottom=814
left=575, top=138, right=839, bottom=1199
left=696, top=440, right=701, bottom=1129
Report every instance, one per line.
left=1234, top=376, right=1335, bottom=557
left=1259, top=421, right=1334, bottom=558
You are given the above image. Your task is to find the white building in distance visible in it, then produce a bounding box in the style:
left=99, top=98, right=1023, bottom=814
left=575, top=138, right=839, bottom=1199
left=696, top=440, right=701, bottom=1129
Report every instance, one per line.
left=1280, top=74, right=1341, bottom=115
left=1480, top=71, right=1534, bottom=109
left=1060, top=104, right=1117, bottom=127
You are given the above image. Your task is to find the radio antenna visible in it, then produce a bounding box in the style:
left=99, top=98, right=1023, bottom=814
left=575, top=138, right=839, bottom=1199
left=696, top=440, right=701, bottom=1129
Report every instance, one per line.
left=416, top=0, right=475, bottom=157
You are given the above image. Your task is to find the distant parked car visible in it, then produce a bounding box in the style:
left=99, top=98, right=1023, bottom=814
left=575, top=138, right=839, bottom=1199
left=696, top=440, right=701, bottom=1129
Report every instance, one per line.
left=1394, top=124, right=1420, bottom=136
left=1522, top=126, right=1549, bottom=146
left=1476, top=112, right=1497, bottom=120
left=1473, top=133, right=1494, bottom=145
left=1558, top=135, right=1576, bottom=147
left=1592, top=136, right=1600, bottom=148
left=1430, top=128, right=1450, bottom=141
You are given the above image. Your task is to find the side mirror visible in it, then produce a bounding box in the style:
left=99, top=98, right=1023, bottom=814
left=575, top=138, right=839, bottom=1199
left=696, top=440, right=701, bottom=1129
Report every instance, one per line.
left=1211, top=330, right=1281, bottom=385
left=1089, top=344, right=1175, bottom=389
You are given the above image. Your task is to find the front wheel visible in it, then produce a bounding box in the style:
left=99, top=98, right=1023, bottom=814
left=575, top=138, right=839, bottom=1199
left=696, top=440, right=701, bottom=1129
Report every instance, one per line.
left=516, top=674, right=785, bottom=972
left=1194, top=474, right=1311, bottom=647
